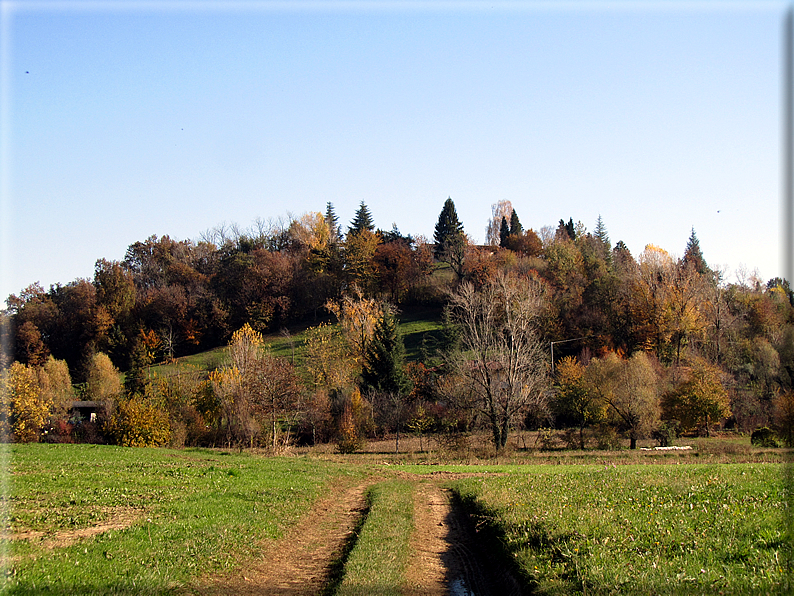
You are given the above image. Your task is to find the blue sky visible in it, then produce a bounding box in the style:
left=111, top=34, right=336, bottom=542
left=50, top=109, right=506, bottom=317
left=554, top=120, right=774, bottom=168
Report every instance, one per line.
left=0, top=0, right=787, bottom=301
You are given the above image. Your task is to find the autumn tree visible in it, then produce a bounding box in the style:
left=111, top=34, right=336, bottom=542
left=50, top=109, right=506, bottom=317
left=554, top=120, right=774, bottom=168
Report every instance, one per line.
left=288, top=212, right=330, bottom=252
left=37, top=356, right=74, bottom=423
left=445, top=272, right=549, bottom=451
left=552, top=356, right=605, bottom=450
left=1, top=362, right=51, bottom=442
left=94, top=259, right=136, bottom=323
left=584, top=352, right=660, bottom=449
left=504, top=228, right=543, bottom=257
left=372, top=238, right=431, bottom=303
left=251, top=354, right=304, bottom=449
left=103, top=396, right=172, bottom=447
left=7, top=283, right=56, bottom=368
left=343, top=229, right=381, bottom=293
left=661, top=357, right=730, bottom=436
left=304, top=322, right=356, bottom=392
left=630, top=244, right=675, bottom=358
left=14, top=320, right=49, bottom=367
left=433, top=197, right=466, bottom=277
left=334, top=387, right=372, bottom=453
left=86, top=352, right=123, bottom=402
left=210, top=324, right=304, bottom=449
left=326, top=289, right=386, bottom=365
left=45, top=279, right=112, bottom=381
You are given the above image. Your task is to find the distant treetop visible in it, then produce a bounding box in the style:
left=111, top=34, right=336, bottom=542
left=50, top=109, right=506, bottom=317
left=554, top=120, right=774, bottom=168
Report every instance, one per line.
left=348, top=201, right=375, bottom=237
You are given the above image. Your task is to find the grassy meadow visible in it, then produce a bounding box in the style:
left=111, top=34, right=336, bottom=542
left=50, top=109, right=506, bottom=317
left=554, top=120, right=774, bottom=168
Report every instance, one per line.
left=443, top=463, right=788, bottom=595
left=2, top=441, right=791, bottom=595
left=4, top=444, right=364, bottom=595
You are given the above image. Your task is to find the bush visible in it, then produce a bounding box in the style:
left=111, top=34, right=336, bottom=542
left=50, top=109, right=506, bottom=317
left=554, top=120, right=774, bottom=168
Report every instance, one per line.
left=103, top=397, right=171, bottom=447
left=594, top=424, right=622, bottom=450
left=536, top=427, right=560, bottom=451
left=750, top=426, right=779, bottom=448
left=41, top=420, right=74, bottom=444
left=335, top=404, right=363, bottom=454
left=653, top=420, right=680, bottom=447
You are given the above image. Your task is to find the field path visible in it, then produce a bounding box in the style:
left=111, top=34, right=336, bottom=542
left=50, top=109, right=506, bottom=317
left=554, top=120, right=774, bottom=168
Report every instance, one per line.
left=405, top=477, right=525, bottom=596
left=193, top=476, right=371, bottom=596
left=193, top=473, right=524, bottom=596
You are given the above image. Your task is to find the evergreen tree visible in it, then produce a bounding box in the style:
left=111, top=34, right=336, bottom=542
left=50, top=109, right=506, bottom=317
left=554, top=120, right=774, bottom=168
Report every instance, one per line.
left=499, top=216, right=510, bottom=248
left=594, top=215, right=610, bottom=248
left=558, top=217, right=576, bottom=241
left=683, top=227, right=709, bottom=275
left=361, top=311, right=411, bottom=395
left=509, top=209, right=523, bottom=236
left=325, top=202, right=341, bottom=244
left=433, top=197, right=466, bottom=275
left=594, top=214, right=612, bottom=265
left=348, top=201, right=375, bottom=237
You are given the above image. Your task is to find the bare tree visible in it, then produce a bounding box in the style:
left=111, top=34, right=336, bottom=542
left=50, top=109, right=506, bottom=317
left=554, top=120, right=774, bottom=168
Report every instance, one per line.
left=445, top=272, right=549, bottom=451
left=485, top=200, right=513, bottom=246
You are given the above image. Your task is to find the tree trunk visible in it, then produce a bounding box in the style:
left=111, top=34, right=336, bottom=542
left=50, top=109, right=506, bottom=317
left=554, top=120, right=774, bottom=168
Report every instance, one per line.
left=630, top=435, right=637, bottom=450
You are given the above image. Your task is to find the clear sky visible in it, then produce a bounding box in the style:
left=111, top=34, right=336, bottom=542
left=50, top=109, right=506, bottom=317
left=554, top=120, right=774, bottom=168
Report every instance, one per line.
left=0, top=0, right=788, bottom=302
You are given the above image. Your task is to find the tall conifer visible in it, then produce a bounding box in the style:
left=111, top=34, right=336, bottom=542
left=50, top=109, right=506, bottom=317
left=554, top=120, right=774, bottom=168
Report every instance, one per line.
left=348, top=201, right=375, bottom=237
left=433, top=197, right=465, bottom=275
left=361, top=311, right=411, bottom=395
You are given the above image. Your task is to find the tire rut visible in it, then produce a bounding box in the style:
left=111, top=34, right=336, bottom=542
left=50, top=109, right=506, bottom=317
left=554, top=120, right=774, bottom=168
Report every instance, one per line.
left=190, top=478, right=372, bottom=596
left=405, top=480, right=526, bottom=596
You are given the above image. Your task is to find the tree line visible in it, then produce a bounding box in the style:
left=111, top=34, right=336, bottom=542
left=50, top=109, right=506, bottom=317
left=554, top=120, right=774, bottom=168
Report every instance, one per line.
left=1, top=197, right=793, bottom=451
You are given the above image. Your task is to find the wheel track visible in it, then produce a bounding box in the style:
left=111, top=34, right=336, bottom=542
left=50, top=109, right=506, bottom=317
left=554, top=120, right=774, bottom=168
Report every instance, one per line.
left=188, top=477, right=373, bottom=596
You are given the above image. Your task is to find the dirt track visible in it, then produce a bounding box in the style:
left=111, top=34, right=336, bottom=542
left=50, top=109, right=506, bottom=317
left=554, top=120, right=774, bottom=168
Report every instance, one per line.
left=194, top=478, right=370, bottom=596
left=191, top=475, right=524, bottom=596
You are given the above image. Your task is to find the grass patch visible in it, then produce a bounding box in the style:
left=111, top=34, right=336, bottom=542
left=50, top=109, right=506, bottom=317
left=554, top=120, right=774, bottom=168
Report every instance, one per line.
left=335, top=479, right=415, bottom=596
left=147, top=306, right=443, bottom=381
left=397, top=306, right=444, bottom=362
left=5, top=444, right=359, bottom=595
left=448, top=463, right=787, bottom=595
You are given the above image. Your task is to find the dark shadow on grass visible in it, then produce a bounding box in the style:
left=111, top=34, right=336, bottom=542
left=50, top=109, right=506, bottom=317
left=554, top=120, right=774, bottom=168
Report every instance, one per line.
left=442, top=490, right=531, bottom=596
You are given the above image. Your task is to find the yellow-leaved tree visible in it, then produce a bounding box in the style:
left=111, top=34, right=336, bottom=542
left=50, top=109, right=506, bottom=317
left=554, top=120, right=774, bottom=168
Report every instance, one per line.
left=210, top=323, right=304, bottom=449
left=303, top=322, right=356, bottom=391
left=325, top=289, right=386, bottom=365
left=552, top=356, right=605, bottom=450
left=1, top=361, right=51, bottom=442
left=37, top=356, right=74, bottom=423
left=86, top=352, right=123, bottom=402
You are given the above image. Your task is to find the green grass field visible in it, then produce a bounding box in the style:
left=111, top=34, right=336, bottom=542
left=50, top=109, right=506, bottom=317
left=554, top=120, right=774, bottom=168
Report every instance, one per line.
left=445, top=463, right=788, bottom=595
left=4, top=444, right=361, bottom=595
left=4, top=443, right=790, bottom=595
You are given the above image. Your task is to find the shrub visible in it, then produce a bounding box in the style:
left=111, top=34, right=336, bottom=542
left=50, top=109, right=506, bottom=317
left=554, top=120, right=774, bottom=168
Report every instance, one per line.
left=103, top=397, right=171, bottom=447
left=536, top=427, right=559, bottom=451
left=750, top=426, right=779, bottom=448
left=593, top=424, right=622, bottom=450
left=336, top=405, right=363, bottom=454
left=653, top=420, right=680, bottom=447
